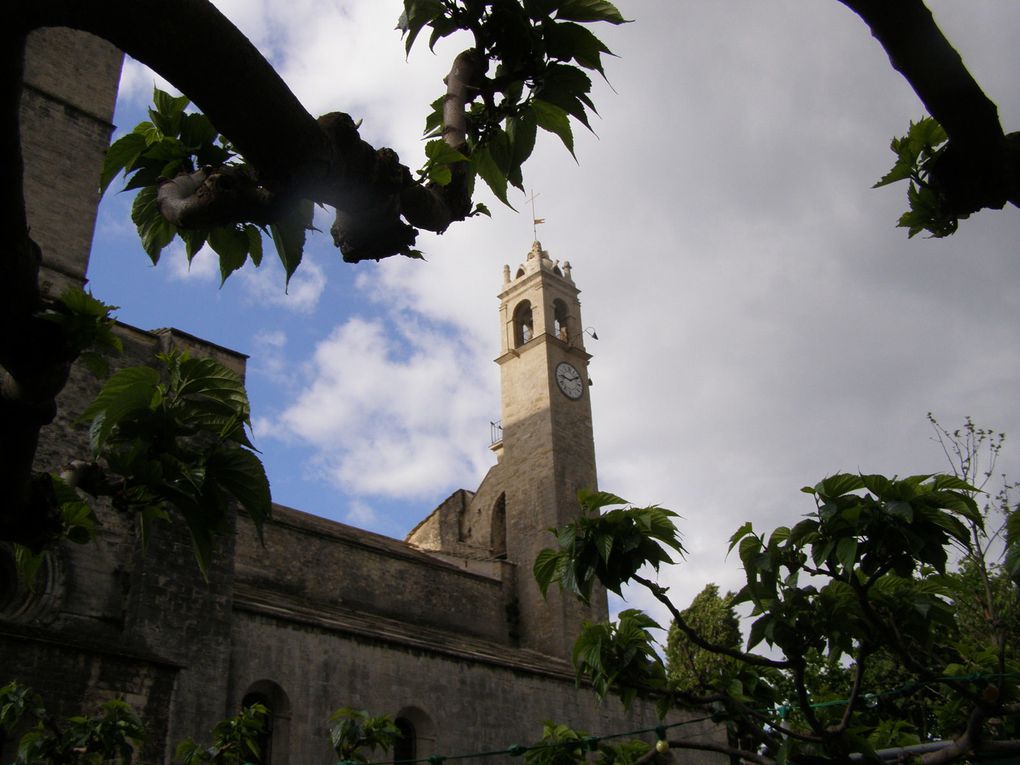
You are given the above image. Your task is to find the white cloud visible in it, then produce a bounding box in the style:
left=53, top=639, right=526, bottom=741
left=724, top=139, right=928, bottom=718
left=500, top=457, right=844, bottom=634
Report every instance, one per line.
left=272, top=314, right=497, bottom=500
left=238, top=257, right=326, bottom=313
left=248, top=329, right=290, bottom=383
left=117, top=59, right=177, bottom=105
left=165, top=244, right=219, bottom=282
left=345, top=499, right=379, bottom=528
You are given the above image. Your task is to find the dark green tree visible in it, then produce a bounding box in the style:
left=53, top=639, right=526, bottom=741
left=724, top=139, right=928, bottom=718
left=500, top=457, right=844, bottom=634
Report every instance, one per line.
left=665, top=584, right=741, bottom=694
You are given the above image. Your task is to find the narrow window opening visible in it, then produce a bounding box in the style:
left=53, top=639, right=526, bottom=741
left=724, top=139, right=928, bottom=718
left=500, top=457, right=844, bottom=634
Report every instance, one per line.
left=552, top=299, right=570, bottom=342
left=394, top=718, right=416, bottom=763
left=513, top=301, right=534, bottom=347
left=490, top=493, right=507, bottom=559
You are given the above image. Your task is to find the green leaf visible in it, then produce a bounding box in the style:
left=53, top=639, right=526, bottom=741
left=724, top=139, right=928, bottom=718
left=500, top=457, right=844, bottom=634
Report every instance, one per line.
left=142, top=136, right=189, bottom=163
left=245, top=224, right=264, bottom=267
left=130, top=185, right=177, bottom=264
left=815, top=473, right=865, bottom=500
left=556, top=0, right=628, bottom=24
left=180, top=228, right=208, bottom=262
left=533, top=99, right=575, bottom=157
left=728, top=521, right=754, bottom=553
left=206, top=446, right=272, bottom=535
left=578, top=489, right=629, bottom=512
left=100, top=132, right=147, bottom=195
left=80, top=366, right=161, bottom=451
left=208, top=225, right=250, bottom=284
left=506, top=107, right=537, bottom=191
left=472, top=144, right=512, bottom=207
left=536, top=64, right=595, bottom=131
left=835, top=537, right=858, bottom=573
left=149, top=87, right=190, bottom=137
left=544, top=21, right=613, bottom=76
left=534, top=549, right=564, bottom=597
left=269, top=199, right=314, bottom=286
left=179, top=112, right=218, bottom=150
left=398, top=0, right=445, bottom=56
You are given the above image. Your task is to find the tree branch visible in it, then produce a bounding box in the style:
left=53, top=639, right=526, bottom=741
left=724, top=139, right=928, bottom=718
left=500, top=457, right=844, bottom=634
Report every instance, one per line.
left=15, top=0, right=478, bottom=263
left=633, top=574, right=791, bottom=669
left=836, top=0, right=1018, bottom=214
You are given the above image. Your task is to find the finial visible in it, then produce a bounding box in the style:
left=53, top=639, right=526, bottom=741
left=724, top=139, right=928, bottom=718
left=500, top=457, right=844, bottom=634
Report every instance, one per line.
left=527, top=189, right=545, bottom=242
left=503, top=264, right=511, bottom=284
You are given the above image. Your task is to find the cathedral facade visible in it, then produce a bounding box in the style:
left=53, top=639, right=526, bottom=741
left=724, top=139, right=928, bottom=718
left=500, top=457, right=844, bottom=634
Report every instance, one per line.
left=1, top=28, right=719, bottom=765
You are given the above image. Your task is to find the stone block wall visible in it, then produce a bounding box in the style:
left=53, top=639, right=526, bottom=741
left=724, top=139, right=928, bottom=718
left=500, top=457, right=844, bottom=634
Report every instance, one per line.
left=20, top=28, right=122, bottom=294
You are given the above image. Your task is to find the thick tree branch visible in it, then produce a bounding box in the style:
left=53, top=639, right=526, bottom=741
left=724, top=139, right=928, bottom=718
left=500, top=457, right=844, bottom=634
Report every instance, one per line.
left=14, top=0, right=478, bottom=263
left=837, top=0, right=1019, bottom=214
left=156, top=166, right=285, bottom=229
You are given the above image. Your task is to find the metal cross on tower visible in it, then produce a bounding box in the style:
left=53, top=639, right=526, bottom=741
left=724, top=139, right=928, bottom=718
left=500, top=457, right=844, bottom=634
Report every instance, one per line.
left=528, top=189, right=545, bottom=241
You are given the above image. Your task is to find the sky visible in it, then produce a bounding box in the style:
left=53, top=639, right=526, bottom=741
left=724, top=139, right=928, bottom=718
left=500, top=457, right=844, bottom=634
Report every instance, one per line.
left=87, top=1, right=1020, bottom=630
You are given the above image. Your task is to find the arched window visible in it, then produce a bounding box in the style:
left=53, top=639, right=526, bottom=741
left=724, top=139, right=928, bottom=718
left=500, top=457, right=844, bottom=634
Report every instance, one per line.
left=393, top=708, right=434, bottom=763
left=241, top=692, right=273, bottom=765
left=490, top=493, right=507, bottom=560
left=512, top=301, right=534, bottom=347
left=393, top=718, right=416, bottom=763
left=241, top=680, right=291, bottom=765
left=552, top=299, right=570, bottom=342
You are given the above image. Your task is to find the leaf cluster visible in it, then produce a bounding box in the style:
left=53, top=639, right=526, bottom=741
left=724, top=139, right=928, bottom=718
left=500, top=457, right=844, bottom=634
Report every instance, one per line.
left=730, top=473, right=980, bottom=661
left=533, top=490, right=684, bottom=604
left=874, top=116, right=958, bottom=238
left=175, top=704, right=268, bottom=765
left=79, top=349, right=271, bottom=575
left=571, top=610, right=669, bottom=711
left=536, top=462, right=1020, bottom=764
left=403, top=0, right=626, bottom=206
left=104, top=87, right=314, bottom=286
left=523, top=721, right=650, bottom=765
left=35, top=288, right=122, bottom=377
left=327, top=707, right=400, bottom=763
left=1, top=682, right=144, bottom=765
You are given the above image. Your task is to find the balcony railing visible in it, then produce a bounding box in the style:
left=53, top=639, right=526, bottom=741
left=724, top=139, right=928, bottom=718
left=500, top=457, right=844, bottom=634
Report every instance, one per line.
left=490, top=420, right=503, bottom=446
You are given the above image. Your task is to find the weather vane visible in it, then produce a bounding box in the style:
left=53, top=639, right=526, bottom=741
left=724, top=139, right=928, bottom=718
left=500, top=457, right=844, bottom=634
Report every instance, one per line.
left=527, top=189, right=545, bottom=241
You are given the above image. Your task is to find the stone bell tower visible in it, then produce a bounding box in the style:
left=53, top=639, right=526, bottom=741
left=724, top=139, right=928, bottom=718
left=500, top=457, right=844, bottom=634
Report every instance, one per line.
left=407, top=240, right=607, bottom=661
left=495, top=241, right=607, bottom=658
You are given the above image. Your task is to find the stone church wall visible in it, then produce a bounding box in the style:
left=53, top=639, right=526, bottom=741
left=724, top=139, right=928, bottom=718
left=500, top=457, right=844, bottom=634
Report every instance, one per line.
left=234, top=506, right=512, bottom=644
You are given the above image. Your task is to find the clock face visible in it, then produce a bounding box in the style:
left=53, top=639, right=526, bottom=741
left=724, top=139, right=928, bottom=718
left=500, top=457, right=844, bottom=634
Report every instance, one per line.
left=555, top=361, right=584, bottom=400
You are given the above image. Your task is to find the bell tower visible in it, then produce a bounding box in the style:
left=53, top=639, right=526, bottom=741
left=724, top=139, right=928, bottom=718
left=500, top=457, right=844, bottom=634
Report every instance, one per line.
left=407, top=240, right=607, bottom=660
left=493, top=241, right=606, bottom=658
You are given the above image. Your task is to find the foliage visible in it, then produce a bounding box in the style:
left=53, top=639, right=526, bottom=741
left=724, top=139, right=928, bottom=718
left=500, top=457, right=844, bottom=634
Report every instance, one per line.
left=664, top=584, right=741, bottom=694
left=77, top=349, right=271, bottom=576
left=571, top=610, right=668, bottom=712
left=873, top=116, right=957, bottom=238
left=327, top=707, right=400, bottom=763
left=534, top=490, right=684, bottom=604
left=402, top=0, right=626, bottom=205
left=102, top=87, right=314, bottom=285
left=36, top=288, right=122, bottom=378
left=523, top=722, right=650, bottom=765
left=1, top=684, right=416, bottom=765
left=0, top=681, right=144, bottom=765
left=175, top=705, right=268, bottom=765
left=538, top=429, right=1020, bottom=764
